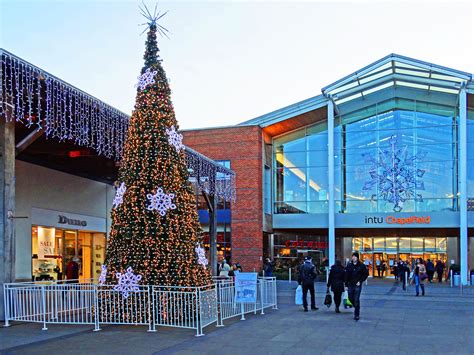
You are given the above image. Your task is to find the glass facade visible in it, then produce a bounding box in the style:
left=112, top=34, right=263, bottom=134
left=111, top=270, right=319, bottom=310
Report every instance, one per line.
left=274, top=121, right=331, bottom=213
left=273, top=96, right=461, bottom=214
left=468, top=108, right=474, bottom=210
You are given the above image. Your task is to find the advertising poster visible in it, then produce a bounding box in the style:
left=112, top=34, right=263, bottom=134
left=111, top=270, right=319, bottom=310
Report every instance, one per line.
left=235, top=272, right=258, bottom=303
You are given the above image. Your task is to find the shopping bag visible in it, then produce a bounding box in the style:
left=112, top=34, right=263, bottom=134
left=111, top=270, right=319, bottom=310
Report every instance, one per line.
left=324, top=290, right=332, bottom=308
left=295, top=285, right=303, bottom=305
left=343, top=290, right=352, bottom=308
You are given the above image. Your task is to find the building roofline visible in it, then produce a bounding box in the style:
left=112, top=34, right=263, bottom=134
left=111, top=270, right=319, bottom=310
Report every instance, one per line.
left=181, top=123, right=258, bottom=132
left=322, top=53, right=473, bottom=95
left=237, top=94, right=328, bottom=127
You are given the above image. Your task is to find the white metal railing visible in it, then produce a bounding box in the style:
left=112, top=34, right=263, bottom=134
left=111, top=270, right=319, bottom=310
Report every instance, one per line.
left=4, top=277, right=277, bottom=335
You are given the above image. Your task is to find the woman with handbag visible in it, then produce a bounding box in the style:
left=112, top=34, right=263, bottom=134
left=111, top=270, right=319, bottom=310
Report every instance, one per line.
left=327, top=260, right=346, bottom=313
left=414, top=259, right=427, bottom=296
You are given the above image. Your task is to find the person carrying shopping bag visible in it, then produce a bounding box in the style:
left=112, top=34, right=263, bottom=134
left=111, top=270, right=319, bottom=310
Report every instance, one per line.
left=298, top=256, right=319, bottom=312
left=327, top=260, right=346, bottom=313
left=344, top=252, right=369, bottom=321
left=414, top=259, right=427, bottom=296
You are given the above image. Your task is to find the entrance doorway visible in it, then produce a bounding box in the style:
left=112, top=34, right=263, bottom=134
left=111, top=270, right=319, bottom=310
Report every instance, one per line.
left=353, top=237, right=448, bottom=278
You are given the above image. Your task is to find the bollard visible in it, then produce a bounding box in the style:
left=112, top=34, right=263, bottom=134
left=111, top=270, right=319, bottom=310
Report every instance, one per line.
left=289, top=268, right=292, bottom=284
left=450, top=270, right=453, bottom=288
left=405, top=272, right=408, bottom=292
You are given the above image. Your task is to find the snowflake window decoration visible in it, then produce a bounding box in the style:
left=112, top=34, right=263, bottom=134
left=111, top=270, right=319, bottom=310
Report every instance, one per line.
left=113, top=267, right=142, bottom=298
left=362, top=135, right=426, bottom=212
left=113, top=182, right=127, bottom=208
left=135, top=68, right=158, bottom=90
left=166, top=126, right=184, bottom=152
left=195, top=244, right=208, bottom=267
left=147, top=187, right=177, bottom=216
left=98, top=265, right=107, bottom=285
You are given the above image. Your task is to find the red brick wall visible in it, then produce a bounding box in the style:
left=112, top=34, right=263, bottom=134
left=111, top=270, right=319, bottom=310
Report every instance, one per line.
left=183, top=126, right=263, bottom=272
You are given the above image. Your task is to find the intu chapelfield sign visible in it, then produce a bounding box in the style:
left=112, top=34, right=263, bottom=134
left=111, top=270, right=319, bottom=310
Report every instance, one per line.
left=364, top=215, right=431, bottom=225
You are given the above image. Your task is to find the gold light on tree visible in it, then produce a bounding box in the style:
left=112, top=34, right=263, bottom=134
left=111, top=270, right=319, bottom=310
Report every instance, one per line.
left=104, top=7, right=211, bottom=289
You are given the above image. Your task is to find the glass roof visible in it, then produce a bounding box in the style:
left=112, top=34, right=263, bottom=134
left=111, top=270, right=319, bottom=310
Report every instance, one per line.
left=322, top=54, right=472, bottom=106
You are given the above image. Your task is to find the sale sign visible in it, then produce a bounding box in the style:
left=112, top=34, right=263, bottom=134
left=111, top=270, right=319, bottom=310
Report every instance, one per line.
left=38, top=227, right=55, bottom=259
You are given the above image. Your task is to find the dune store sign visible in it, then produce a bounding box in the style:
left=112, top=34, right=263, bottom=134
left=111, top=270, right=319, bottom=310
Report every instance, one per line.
left=364, top=215, right=431, bottom=225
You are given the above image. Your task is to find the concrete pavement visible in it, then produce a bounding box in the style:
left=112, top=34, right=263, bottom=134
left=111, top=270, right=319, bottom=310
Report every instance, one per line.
left=1, top=279, right=473, bottom=354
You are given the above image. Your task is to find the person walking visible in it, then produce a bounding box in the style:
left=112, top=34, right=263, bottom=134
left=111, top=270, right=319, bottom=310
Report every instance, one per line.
left=414, top=259, right=427, bottom=296
left=435, top=260, right=445, bottom=283
left=263, top=258, right=273, bottom=277
left=66, top=257, right=79, bottom=283
left=345, top=252, right=369, bottom=321
left=298, top=256, right=319, bottom=312
left=327, top=260, right=346, bottom=313
left=393, top=261, right=399, bottom=281
left=426, top=259, right=435, bottom=283
left=398, top=260, right=410, bottom=290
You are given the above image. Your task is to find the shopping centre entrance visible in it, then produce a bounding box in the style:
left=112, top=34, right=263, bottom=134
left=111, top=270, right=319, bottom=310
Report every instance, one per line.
left=352, top=237, right=448, bottom=278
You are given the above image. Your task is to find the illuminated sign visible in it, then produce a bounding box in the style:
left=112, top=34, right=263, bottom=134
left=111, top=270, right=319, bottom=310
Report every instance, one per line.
left=364, top=215, right=431, bottom=225
left=284, top=240, right=328, bottom=249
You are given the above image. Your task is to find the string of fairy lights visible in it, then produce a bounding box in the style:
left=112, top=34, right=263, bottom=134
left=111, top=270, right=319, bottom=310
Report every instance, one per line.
left=0, top=49, right=235, bottom=202
left=104, top=13, right=213, bottom=291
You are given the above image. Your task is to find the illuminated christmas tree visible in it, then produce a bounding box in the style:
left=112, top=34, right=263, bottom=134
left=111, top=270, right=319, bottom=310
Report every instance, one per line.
left=104, top=10, right=211, bottom=289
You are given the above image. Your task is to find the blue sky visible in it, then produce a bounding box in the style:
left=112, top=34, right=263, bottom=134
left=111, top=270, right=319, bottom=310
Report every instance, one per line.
left=1, top=0, right=473, bottom=129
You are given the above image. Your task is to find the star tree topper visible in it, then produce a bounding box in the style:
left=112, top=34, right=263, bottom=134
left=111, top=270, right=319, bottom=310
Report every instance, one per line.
left=113, top=267, right=142, bottom=298
left=147, top=187, right=177, bottom=216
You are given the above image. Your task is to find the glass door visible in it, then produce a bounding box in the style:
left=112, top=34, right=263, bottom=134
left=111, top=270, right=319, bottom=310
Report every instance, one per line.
left=63, top=230, right=77, bottom=274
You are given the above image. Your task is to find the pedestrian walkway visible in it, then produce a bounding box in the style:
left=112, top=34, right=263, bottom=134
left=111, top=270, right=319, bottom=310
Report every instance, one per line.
left=1, top=280, right=473, bottom=354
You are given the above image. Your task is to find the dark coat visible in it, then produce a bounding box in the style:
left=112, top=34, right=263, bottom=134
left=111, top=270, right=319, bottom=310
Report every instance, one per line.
left=345, top=261, right=369, bottom=288
left=327, top=264, right=346, bottom=293
left=426, top=261, right=435, bottom=272
left=298, top=262, right=317, bottom=286
left=435, top=261, right=445, bottom=273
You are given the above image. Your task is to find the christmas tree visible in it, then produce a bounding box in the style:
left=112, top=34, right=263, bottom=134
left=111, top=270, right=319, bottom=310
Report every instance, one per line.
left=104, top=11, right=211, bottom=289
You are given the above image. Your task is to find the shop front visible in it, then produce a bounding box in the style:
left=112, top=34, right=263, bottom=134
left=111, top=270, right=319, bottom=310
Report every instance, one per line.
left=270, top=233, right=329, bottom=276
left=352, top=236, right=448, bottom=278
left=30, top=208, right=107, bottom=282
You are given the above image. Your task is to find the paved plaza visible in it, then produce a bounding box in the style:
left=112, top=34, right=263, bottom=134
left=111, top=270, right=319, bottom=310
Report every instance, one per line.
left=1, top=280, right=473, bottom=355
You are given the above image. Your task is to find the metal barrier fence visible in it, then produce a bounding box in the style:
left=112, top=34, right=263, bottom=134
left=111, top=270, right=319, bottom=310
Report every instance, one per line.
left=4, top=277, right=277, bottom=336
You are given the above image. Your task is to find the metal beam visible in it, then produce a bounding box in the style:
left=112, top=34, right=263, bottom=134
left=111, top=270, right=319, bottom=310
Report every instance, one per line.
left=15, top=129, right=44, bottom=156
left=459, top=86, right=468, bottom=285
left=327, top=99, right=335, bottom=267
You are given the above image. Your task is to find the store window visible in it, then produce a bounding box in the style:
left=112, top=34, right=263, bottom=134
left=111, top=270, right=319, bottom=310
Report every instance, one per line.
left=32, top=226, right=106, bottom=282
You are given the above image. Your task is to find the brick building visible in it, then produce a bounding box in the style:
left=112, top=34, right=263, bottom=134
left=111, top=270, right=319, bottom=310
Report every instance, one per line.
left=183, top=125, right=266, bottom=272
left=184, top=54, right=474, bottom=284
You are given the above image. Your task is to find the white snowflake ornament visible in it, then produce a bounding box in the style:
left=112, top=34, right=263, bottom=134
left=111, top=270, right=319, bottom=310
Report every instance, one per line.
left=195, top=244, right=208, bottom=267
left=114, top=267, right=142, bottom=298
left=98, top=265, right=107, bottom=285
left=166, top=126, right=184, bottom=152
left=147, top=187, right=177, bottom=216
left=135, top=68, right=158, bottom=90
left=113, top=182, right=126, bottom=208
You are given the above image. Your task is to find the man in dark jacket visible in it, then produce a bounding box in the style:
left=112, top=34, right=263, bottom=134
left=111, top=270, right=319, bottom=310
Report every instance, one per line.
left=435, top=260, right=445, bottom=283
left=327, top=260, right=346, bottom=313
left=426, top=259, right=435, bottom=283
left=298, top=256, right=319, bottom=312
left=398, top=260, right=410, bottom=290
left=345, top=252, right=369, bottom=321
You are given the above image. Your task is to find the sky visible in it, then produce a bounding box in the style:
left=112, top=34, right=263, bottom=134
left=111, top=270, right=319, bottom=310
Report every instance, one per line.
left=1, top=0, right=473, bottom=130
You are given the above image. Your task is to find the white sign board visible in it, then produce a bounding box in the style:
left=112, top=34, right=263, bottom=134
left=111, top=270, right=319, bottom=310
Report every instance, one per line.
left=235, top=272, right=258, bottom=303
left=38, top=227, right=55, bottom=259
left=32, top=207, right=106, bottom=232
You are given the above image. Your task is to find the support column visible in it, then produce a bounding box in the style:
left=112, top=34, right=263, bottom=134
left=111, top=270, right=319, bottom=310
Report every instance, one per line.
left=208, top=193, right=218, bottom=276
left=0, top=117, right=16, bottom=320
left=459, top=86, right=468, bottom=285
left=328, top=100, right=335, bottom=267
